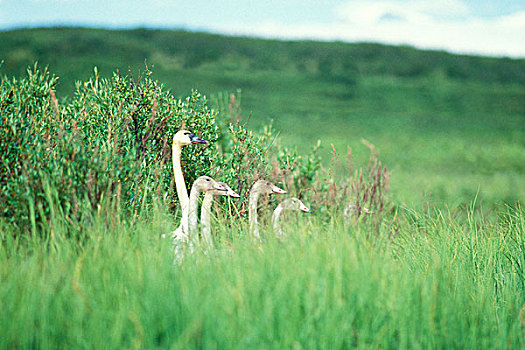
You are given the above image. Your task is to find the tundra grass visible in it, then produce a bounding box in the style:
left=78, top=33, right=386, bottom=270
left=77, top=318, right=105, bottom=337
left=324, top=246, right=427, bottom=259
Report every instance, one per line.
left=1, top=205, right=524, bottom=349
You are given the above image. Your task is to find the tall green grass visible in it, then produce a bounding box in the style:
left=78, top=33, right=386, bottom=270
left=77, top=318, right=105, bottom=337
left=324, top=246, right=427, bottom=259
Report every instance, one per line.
left=1, top=203, right=524, bottom=349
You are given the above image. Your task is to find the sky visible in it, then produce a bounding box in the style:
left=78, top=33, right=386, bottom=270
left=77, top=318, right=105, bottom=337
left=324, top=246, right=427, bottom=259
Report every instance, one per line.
left=1, top=0, right=525, bottom=58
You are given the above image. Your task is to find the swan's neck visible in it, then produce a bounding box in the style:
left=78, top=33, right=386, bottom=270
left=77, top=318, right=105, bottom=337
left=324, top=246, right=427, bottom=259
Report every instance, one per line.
left=188, top=185, right=202, bottom=240
left=172, top=143, right=189, bottom=209
left=173, top=143, right=190, bottom=234
left=248, top=190, right=260, bottom=240
left=272, top=204, right=284, bottom=237
left=200, top=193, right=214, bottom=248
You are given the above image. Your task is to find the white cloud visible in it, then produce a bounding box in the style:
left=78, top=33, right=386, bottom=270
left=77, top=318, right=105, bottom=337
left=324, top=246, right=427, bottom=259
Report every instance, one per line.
left=337, top=0, right=470, bottom=24
left=211, top=0, right=525, bottom=58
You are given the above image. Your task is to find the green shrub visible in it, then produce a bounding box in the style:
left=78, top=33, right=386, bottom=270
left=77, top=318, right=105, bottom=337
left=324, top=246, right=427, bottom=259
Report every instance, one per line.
left=0, top=64, right=226, bottom=233
left=0, top=64, right=392, bottom=236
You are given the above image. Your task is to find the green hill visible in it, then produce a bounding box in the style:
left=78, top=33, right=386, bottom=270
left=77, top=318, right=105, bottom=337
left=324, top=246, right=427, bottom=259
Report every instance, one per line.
left=1, top=27, right=524, bottom=207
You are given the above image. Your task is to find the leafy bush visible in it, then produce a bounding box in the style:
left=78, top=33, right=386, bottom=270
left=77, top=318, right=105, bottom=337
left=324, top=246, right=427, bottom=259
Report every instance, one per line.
left=0, top=64, right=392, bottom=236
left=0, top=64, right=225, bottom=233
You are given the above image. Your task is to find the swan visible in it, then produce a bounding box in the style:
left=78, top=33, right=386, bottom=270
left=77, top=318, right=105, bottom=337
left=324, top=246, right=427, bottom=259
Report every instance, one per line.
left=272, top=198, right=312, bottom=238
left=200, top=182, right=240, bottom=248
left=171, top=130, right=207, bottom=237
left=248, top=180, right=287, bottom=240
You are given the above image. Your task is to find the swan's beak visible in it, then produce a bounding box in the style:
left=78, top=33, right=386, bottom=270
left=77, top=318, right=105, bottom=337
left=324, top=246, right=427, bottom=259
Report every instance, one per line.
left=363, top=207, right=373, bottom=214
left=272, top=186, right=287, bottom=194
left=189, top=132, right=208, bottom=144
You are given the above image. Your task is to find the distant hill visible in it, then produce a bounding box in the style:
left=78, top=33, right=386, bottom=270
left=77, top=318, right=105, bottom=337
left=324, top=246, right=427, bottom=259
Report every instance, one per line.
left=1, top=27, right=524, bottom=94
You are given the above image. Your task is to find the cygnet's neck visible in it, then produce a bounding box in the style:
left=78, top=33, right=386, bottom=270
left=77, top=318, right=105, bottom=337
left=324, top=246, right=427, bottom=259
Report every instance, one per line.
left=248, top=190, right=261, bottom=240
left=200, top=193, right=214, bottom=247
left=188, top=184, right=204, bottom=240
left=272, top=203, right=285, bottom=237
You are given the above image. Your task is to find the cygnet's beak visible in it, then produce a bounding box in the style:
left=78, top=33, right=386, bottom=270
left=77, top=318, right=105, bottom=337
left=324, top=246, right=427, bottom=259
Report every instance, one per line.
left=363, top=207, right=373, bottom=214
left=214, top=183, right=227, bottom=191
left=189, top=132, right=208, bottom=144
left=228, top=190, right=241, bottom=198
left=272, top=186, right=287, bottom=194
left=300, top=203, right=313, bottom=213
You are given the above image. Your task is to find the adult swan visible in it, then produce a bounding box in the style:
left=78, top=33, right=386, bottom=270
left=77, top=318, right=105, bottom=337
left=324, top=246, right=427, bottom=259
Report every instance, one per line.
left=172, top=130, right=207, bottom=237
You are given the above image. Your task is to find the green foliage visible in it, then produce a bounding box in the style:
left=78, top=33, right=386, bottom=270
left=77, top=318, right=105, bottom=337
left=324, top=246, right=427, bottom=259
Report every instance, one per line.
left=0, top=29, right=524, bottom=347
left=211, top=91, right=323, bottom=211
left=1, top=28, right=524, bottom=208
left=0, top=204, right=524, bottom=348
left=66, top=65, right=223, bottom=215
left=1, top=64, right=357, bottom=234
left=0, top=65, right=241, bottom=232
left=0, top=64, right=61, bottom=226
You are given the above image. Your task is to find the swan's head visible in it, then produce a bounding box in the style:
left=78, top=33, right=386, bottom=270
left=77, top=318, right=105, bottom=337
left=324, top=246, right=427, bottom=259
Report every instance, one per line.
left=208, top=182, right=241, bottom=198
left=281, top=198, right=313, bottom=213
left=193, top=176, right=226, bottom=193
left=251, top=180, right=287, bottom=196
left=173, top=130, right=208, bottom=146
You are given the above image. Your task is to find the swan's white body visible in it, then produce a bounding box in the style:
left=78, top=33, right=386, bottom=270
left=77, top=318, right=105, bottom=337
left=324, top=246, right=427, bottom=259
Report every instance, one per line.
left=248, top=180, right=287, bottom=240
left=272, top=197, right=312, bottom=237
left=200, top=182, right=240, bottom=248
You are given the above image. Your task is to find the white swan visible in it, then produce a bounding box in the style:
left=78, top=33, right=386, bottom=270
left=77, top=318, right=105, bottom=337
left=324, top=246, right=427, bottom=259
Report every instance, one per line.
left=248, top=180, right=287, bottom=240
left=171, top=130, right=207, bottom=238
left=272, top=197, right=312, bottom=238
left=200, top=182, right=240, bottom=248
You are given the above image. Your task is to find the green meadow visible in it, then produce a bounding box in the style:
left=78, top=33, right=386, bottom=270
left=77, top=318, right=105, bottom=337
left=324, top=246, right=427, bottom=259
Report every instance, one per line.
left=1, top=205, right=525, bottom=349
left=1, top=27, right=525, bottom=349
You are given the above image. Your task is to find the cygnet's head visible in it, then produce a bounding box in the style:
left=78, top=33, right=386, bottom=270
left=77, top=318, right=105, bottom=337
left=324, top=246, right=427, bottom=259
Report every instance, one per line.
left=173, top=130, right=208, bottom=146
left=193, top=176, right=226, bottom=192
left=280, top=198, right=313, bottom=213
left=251, top=180, right=287, bottom=196
left=208, top=182, right=240, bottom=198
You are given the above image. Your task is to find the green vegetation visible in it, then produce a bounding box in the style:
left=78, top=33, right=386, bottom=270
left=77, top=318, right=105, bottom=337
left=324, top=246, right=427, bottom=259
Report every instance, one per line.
left=1, top=204, right=524, bottom=349
left=0, top=65, right=326, bottom=233
left=1, top=27, right=524, bottom=207
left=1, top=27, right=525, bottom=348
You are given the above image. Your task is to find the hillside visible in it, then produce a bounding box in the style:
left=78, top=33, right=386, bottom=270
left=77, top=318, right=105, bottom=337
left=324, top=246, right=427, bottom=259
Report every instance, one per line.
left=1, top=27, right=524, bottom=207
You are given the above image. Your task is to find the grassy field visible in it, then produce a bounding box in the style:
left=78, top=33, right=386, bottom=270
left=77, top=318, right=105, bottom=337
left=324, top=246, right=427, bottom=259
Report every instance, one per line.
left=1, top=27, right=524, bottom=207
left=1, top=204, right=524, bottom=349
left=1, top=27, right=525, bottom=349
